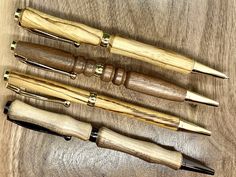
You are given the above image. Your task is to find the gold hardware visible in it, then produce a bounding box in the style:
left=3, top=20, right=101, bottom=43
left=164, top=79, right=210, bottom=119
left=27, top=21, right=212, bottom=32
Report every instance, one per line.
left=24, top=28, right=81, bottom=47
left=94, top=64, right=104, bottom=77
left=87, top=92, right=97, bottom=107
left=6, top=83, right=71, bottom=107
left=13, top=53, right=77, bottom=79
left=100, top=33, right=110, bottom=47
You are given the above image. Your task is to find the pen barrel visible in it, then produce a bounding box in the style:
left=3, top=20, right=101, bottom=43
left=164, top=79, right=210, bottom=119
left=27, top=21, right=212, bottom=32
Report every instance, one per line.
left=6, top=100, right=92, bottom=140
left=109, top=36, right=195, bottom=74
left=17, top=8, right=195, bottom=74
left=96, top=127, right=182, bottom=169
left=5, top=71, right=180, bottom=130
left=14, top=41, right=187, bottom=102
left=18, top=8, right=103, bottom=45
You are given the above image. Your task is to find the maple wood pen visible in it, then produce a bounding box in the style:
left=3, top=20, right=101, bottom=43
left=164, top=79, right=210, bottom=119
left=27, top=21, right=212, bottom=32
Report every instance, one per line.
left=14, top=7, right=227, bottom=79
left=11, top=40, right=219, bottom=106
left=4, top=100, right=214, bottom=175
left=4, top=70, right=211, bottom=135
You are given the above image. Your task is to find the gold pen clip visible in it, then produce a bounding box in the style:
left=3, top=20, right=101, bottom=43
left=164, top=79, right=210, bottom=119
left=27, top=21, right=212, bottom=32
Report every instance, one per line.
left=26, top=28, right=81, bottom=47
left=6, top=83, right=71, bottom=107
left=14, top=55, right=77, bottom=80
left=14, top=9, right=80, bottom=47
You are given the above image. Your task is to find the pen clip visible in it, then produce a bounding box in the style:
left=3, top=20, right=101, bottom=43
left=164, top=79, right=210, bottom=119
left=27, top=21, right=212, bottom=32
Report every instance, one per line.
left=6, top=84, right=71, bottom=107
left=14, top=53, right=77, bottom=79
left=7, top=116, right=71, bottom=141
left=25, top=28, right=81, bottom=48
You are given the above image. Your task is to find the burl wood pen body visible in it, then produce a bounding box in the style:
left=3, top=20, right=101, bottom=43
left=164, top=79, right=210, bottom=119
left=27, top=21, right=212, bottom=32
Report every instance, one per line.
left=4, top=100, right=214, bottom=175
left=11, top=41, right=219, bottom=106
left=14, top=7, right=227, bottom=78
left=4, top=70, right=211, bottom=135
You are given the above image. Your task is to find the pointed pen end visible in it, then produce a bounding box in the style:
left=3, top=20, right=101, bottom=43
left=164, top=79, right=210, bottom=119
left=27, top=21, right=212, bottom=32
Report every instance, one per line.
left=193, top=61, right=228, bottom=79
left=185, top=91, right=219, bottom=107
left=180, top=155, right=215, bottom=175
left=178, top=120, right=211, bottom=136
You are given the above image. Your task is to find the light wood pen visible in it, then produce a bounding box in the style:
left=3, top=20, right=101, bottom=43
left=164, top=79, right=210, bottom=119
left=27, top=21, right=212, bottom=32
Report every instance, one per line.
left=14, top=7, right=228, bottom=78
left=4, top=70, right=211, bottom=135
left=4, top=100, right=214, bottom=175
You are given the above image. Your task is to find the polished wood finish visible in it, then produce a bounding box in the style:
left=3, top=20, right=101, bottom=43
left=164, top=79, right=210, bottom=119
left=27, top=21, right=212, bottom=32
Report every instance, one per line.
left=14, top=41, right=187, bottom=101
left=8, top=100, right=92, bottom=140
left=97, top=127, right=182, bottom=169
left=20, top=8, right=103, bottom=45
left=7, top=100, right=183, bottom=170
left=0, top=1, right=235, bottom=177
left=19, top=7, right=195, bottom=74
left=109, top=36, right=194, bottom=73
left=6, top=71, right=181, bottom=130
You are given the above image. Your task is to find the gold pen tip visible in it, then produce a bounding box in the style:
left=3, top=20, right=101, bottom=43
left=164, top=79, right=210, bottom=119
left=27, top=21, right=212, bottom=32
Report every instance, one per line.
left=178, top=120, right=211, bottom=136
left=193, top=61, right=228, bottom=79
left=185, top=91, right=219, bottom=107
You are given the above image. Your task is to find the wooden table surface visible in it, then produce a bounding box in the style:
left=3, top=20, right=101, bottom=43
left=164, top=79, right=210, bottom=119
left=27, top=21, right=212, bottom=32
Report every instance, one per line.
left=0, top=0, right=235, bottom=177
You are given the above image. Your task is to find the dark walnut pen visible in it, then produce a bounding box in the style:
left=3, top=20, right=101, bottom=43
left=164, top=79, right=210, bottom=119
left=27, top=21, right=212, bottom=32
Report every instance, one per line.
left=11, top=41, right=219, bottom=106
left=4, top=70, right=211, bottom=135
left=14, top=7, right=227, bottom=78
left=4, top=100, right=214, bottom=175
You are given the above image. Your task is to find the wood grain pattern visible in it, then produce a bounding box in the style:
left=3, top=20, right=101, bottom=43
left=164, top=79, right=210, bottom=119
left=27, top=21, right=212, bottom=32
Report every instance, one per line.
left=19, top=7, right=195, bottom=74
left=14, top=41, right=187, bottom=101
left=0, top=0, right=235, bottom=177
left=97, top=127, right=182, bottom=169
left=109, top=36, right=194, bottom=73
left=7, top=100, right=183, bottom=170
left=7, top=100, right=92, bottom=140
left=5, top=71, right=181, bottom=130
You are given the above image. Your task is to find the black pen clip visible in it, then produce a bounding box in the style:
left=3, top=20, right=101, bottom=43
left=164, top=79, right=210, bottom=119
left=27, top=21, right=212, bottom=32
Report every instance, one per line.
left=4, top=101, right=71, bottom=141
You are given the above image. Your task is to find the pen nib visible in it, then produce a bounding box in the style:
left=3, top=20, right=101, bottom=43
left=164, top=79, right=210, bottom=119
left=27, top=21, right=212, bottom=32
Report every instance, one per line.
left=185, top=91, right=219, bottom=107
left=180, top=155, right=214, bottom=175
left=178, top=120, right=211, bottom=136
left=193, top=61, right=228, bottom=79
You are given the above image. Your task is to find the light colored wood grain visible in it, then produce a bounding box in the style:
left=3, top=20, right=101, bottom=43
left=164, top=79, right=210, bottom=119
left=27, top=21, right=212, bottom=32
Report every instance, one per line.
left=0, top=0, right=235, bottom=177
left=8, top=100, right=183, bottom=170
left=110, top=36, right=194, bottom=73
left=97, top=127, right=182, bottom=169
left=21, top=7, right=103, bottom=45
left=8, top=100, right=92, bottom=140
left=6, top=71, right=180, bottom=130
left=19, top=7, right=195, bottom=74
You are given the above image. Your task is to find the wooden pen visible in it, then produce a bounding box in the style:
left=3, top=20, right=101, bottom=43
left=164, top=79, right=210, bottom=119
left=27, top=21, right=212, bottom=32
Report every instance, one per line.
left=11, top=40, right=219, bottom=106
left=14, top=7, right=227, bottom=79
left=4, top=70, right=211, bottom=135
left=4, top=100, right=214, bottom=175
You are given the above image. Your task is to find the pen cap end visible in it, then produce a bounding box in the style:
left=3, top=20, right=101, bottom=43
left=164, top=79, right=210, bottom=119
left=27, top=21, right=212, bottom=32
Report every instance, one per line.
left=3, top=70, right=10, bottom=81
left=4, top=101, right=12, bottom=114
left=11, top=41, right=17, bottom=51
left=14, top=8, right=22, bottom=21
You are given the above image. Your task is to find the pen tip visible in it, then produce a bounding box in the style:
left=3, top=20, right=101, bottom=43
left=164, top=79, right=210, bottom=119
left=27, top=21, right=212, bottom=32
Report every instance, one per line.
left=193, top=61, right=227, bottom=79
left=180, top=155, right=215, bottom=175
left=178, top=120, right=211, bottom=136
left=185, top=91, right=219, bottom=107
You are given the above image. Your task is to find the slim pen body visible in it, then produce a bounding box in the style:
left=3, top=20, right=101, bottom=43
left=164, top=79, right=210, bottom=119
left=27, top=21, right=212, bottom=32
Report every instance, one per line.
left=4, top=100, right=214, bottom=175
left=11, top=40, right=219, bottom=106
left=15, top=7, right=227, bottom=78
left=4, top=70, right=211, bottom=135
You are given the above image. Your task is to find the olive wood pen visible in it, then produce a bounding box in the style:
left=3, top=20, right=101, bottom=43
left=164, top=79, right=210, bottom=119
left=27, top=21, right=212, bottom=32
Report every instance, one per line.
left=11, top=40, right=219, bottom=106
left=3, top=100, right=214, bottom=175
left=4, top=70, right=211, bottom=135
left=14, top=7, right=227, bottom=79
